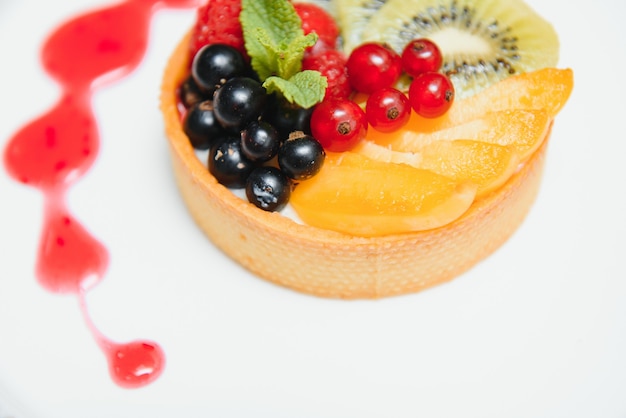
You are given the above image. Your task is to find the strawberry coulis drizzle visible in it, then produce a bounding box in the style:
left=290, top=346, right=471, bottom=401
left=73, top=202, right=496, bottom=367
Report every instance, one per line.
left=3, top=0, right=199, bottom=388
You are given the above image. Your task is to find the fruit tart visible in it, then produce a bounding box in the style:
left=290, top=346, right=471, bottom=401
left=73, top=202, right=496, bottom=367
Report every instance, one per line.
left=160, top=0, right=573, bottom=298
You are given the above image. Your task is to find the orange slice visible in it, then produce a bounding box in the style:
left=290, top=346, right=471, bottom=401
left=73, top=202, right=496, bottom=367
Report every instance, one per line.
left=354, top=139, right=519, bottom=197
left=367, top=109, right=551, bottom=161
left=399, top=68, right=573, bottom=133
left=290, top=152, right=477, bottom=236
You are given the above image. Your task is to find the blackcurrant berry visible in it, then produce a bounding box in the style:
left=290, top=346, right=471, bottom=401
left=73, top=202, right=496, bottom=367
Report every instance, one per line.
left=192, top=44, right=247, bottom=95
left=278, top=133, right=325, bottom=180
left=264, top=95, right=314, bottom=138
left=183, top=100, right=225, bottom=150
left=263, top=96, right=313, bottom=138
left=179, top=75, right=207, bottom=109
left=208, top=135, right=255, bottom=188
left=245, top=166, right=291, bottom=212
left=213, top=77, right=267, bottom=132
left=241, top=120, right=281, bottom=163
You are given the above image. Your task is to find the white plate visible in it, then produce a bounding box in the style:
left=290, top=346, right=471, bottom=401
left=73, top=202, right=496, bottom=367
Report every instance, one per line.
left=1, top=0, right=625, bottom=417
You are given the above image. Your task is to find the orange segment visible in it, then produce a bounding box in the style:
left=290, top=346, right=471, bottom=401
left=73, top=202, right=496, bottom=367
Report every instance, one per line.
left=352, top=140, right=424, bottom=166
left=367, top=109, right=551, bottom=162
left=354, top=139, right=519, bottom=197
left=396, top=67, right=573, bottom=133
left=290, top=152, right=477, bottom=236
left=413, top=140, right=519, bottom=196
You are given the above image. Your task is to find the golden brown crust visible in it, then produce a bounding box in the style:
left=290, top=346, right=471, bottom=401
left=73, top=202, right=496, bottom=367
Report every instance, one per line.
left=160, top=33, right=549, bottom=299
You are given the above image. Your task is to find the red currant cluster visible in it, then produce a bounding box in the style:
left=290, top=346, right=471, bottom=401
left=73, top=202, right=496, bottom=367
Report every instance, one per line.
left=309, top=39, right=454, bottom=153
left=401, top=39, right=454, bottom=118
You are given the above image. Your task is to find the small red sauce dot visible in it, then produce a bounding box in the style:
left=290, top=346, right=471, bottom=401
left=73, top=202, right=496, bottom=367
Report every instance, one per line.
left=107, top=341, right=166, bottom=389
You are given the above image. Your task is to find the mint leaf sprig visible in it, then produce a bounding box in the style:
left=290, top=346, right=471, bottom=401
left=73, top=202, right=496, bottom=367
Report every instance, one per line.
left=240, top=0, right=327, bottom=109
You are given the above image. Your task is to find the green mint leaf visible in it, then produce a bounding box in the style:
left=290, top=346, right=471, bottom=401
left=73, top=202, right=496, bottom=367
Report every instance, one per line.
left=263, top=71, right=328, bottom=109
left=240, top=0, right=327, bottom=108
left=252, top=27, right=280, bottom=81
left=278, top=33, right=318, bottom=79
left=241, top=0, right=304, bottom=80
left=250, top=28, right=316, bottom=80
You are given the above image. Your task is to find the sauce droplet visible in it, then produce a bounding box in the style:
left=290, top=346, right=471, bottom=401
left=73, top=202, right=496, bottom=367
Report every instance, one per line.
left=108, top=341, right=166, bottom=388
left=3, top=0, right=200, bottom=388
left=79, top=292, right=166, bottom=388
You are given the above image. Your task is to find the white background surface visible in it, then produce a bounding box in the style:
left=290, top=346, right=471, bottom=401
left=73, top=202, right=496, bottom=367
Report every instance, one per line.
left=1, top=0, right=625, bottom=417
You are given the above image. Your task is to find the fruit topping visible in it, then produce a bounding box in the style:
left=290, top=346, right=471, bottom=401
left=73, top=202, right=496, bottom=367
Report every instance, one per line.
left=354, top=139, right=518, bottom=197
left=346, top=42, right=402, bottom=94
left=336, top=0, right=389, bottom=52
left=294, top=2, right=340, bottom=51
left=176, top=0, right=573, bottom=233
left=263, top=95, right=314, bottom=139
left=213, top=76, right=267, bottom=132
left=365, top=87, right=411, bottom=132
left=178, top=0, right=332, bottom=212
left=208, top=135, right=255, bottom=188
left=191, top=43, right=248, bottom=95
left=240, top=0, right=326, bottom=108
left=290, top=152, right=477, bottom=236
left=399, top=67, right=573, bottom=133
left=401, top=38, right=443, bottom=77
left=408, top=71, right=455, bottom=118
left=241, top=120, right=281, bottom=163
left=302, top=49, right=351, bottom=100
left=245, top=166, right=292, bottom=211
left=290, top=67, right=573, bottom=235
left=189, top=0, right=246, bottom=61
left=277, top=132, right=326, bottom=180
left=370, top=109, right=551, bottom=162
left=182, top=100, right=226, bottom=150
left=179, top=75, right=205, bottom=109
left=310, top=98, right=368, bottom=152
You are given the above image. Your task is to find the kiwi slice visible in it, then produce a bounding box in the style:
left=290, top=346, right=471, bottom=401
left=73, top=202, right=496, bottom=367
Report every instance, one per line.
left=361, top=0, right=559, bottom=97
left=335, top=0, right=391, bottom=52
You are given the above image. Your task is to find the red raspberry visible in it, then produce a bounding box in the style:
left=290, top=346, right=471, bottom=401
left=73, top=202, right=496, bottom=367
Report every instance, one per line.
left=293, top=3, right=339, bottom=51
left=302, top=50, right=352, bottom=100
left=189, top=0, right=246, bottom=62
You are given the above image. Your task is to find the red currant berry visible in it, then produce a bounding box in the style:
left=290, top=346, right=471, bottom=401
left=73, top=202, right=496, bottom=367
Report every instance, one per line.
left=310, top=99, right=368, bottom=152
left=401, top=39, right=443, bottom=77
left=366, top=88, right=411, bottom=132
left=408, top=72, right=455, bottom=118
left=346, top=43, right=402, bottom=94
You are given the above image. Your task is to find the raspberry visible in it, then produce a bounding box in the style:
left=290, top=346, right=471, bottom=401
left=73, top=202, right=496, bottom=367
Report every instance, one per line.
left=293, top=3, right=339, bottom=50
left=302, top=50, right=351, bottom=100
left=189, top=0, right=246, bottom=62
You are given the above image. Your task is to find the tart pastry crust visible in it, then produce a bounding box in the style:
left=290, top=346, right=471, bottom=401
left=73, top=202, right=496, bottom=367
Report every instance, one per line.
left=161, top=33, right=550, bottom=299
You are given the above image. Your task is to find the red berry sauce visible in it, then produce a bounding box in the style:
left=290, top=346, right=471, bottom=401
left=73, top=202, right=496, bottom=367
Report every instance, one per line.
left=3, top=0, right=199, bottom=389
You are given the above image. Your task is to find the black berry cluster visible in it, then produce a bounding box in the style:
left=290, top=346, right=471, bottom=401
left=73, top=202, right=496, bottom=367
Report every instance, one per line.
left=180, top=44, right=325, bottom=212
